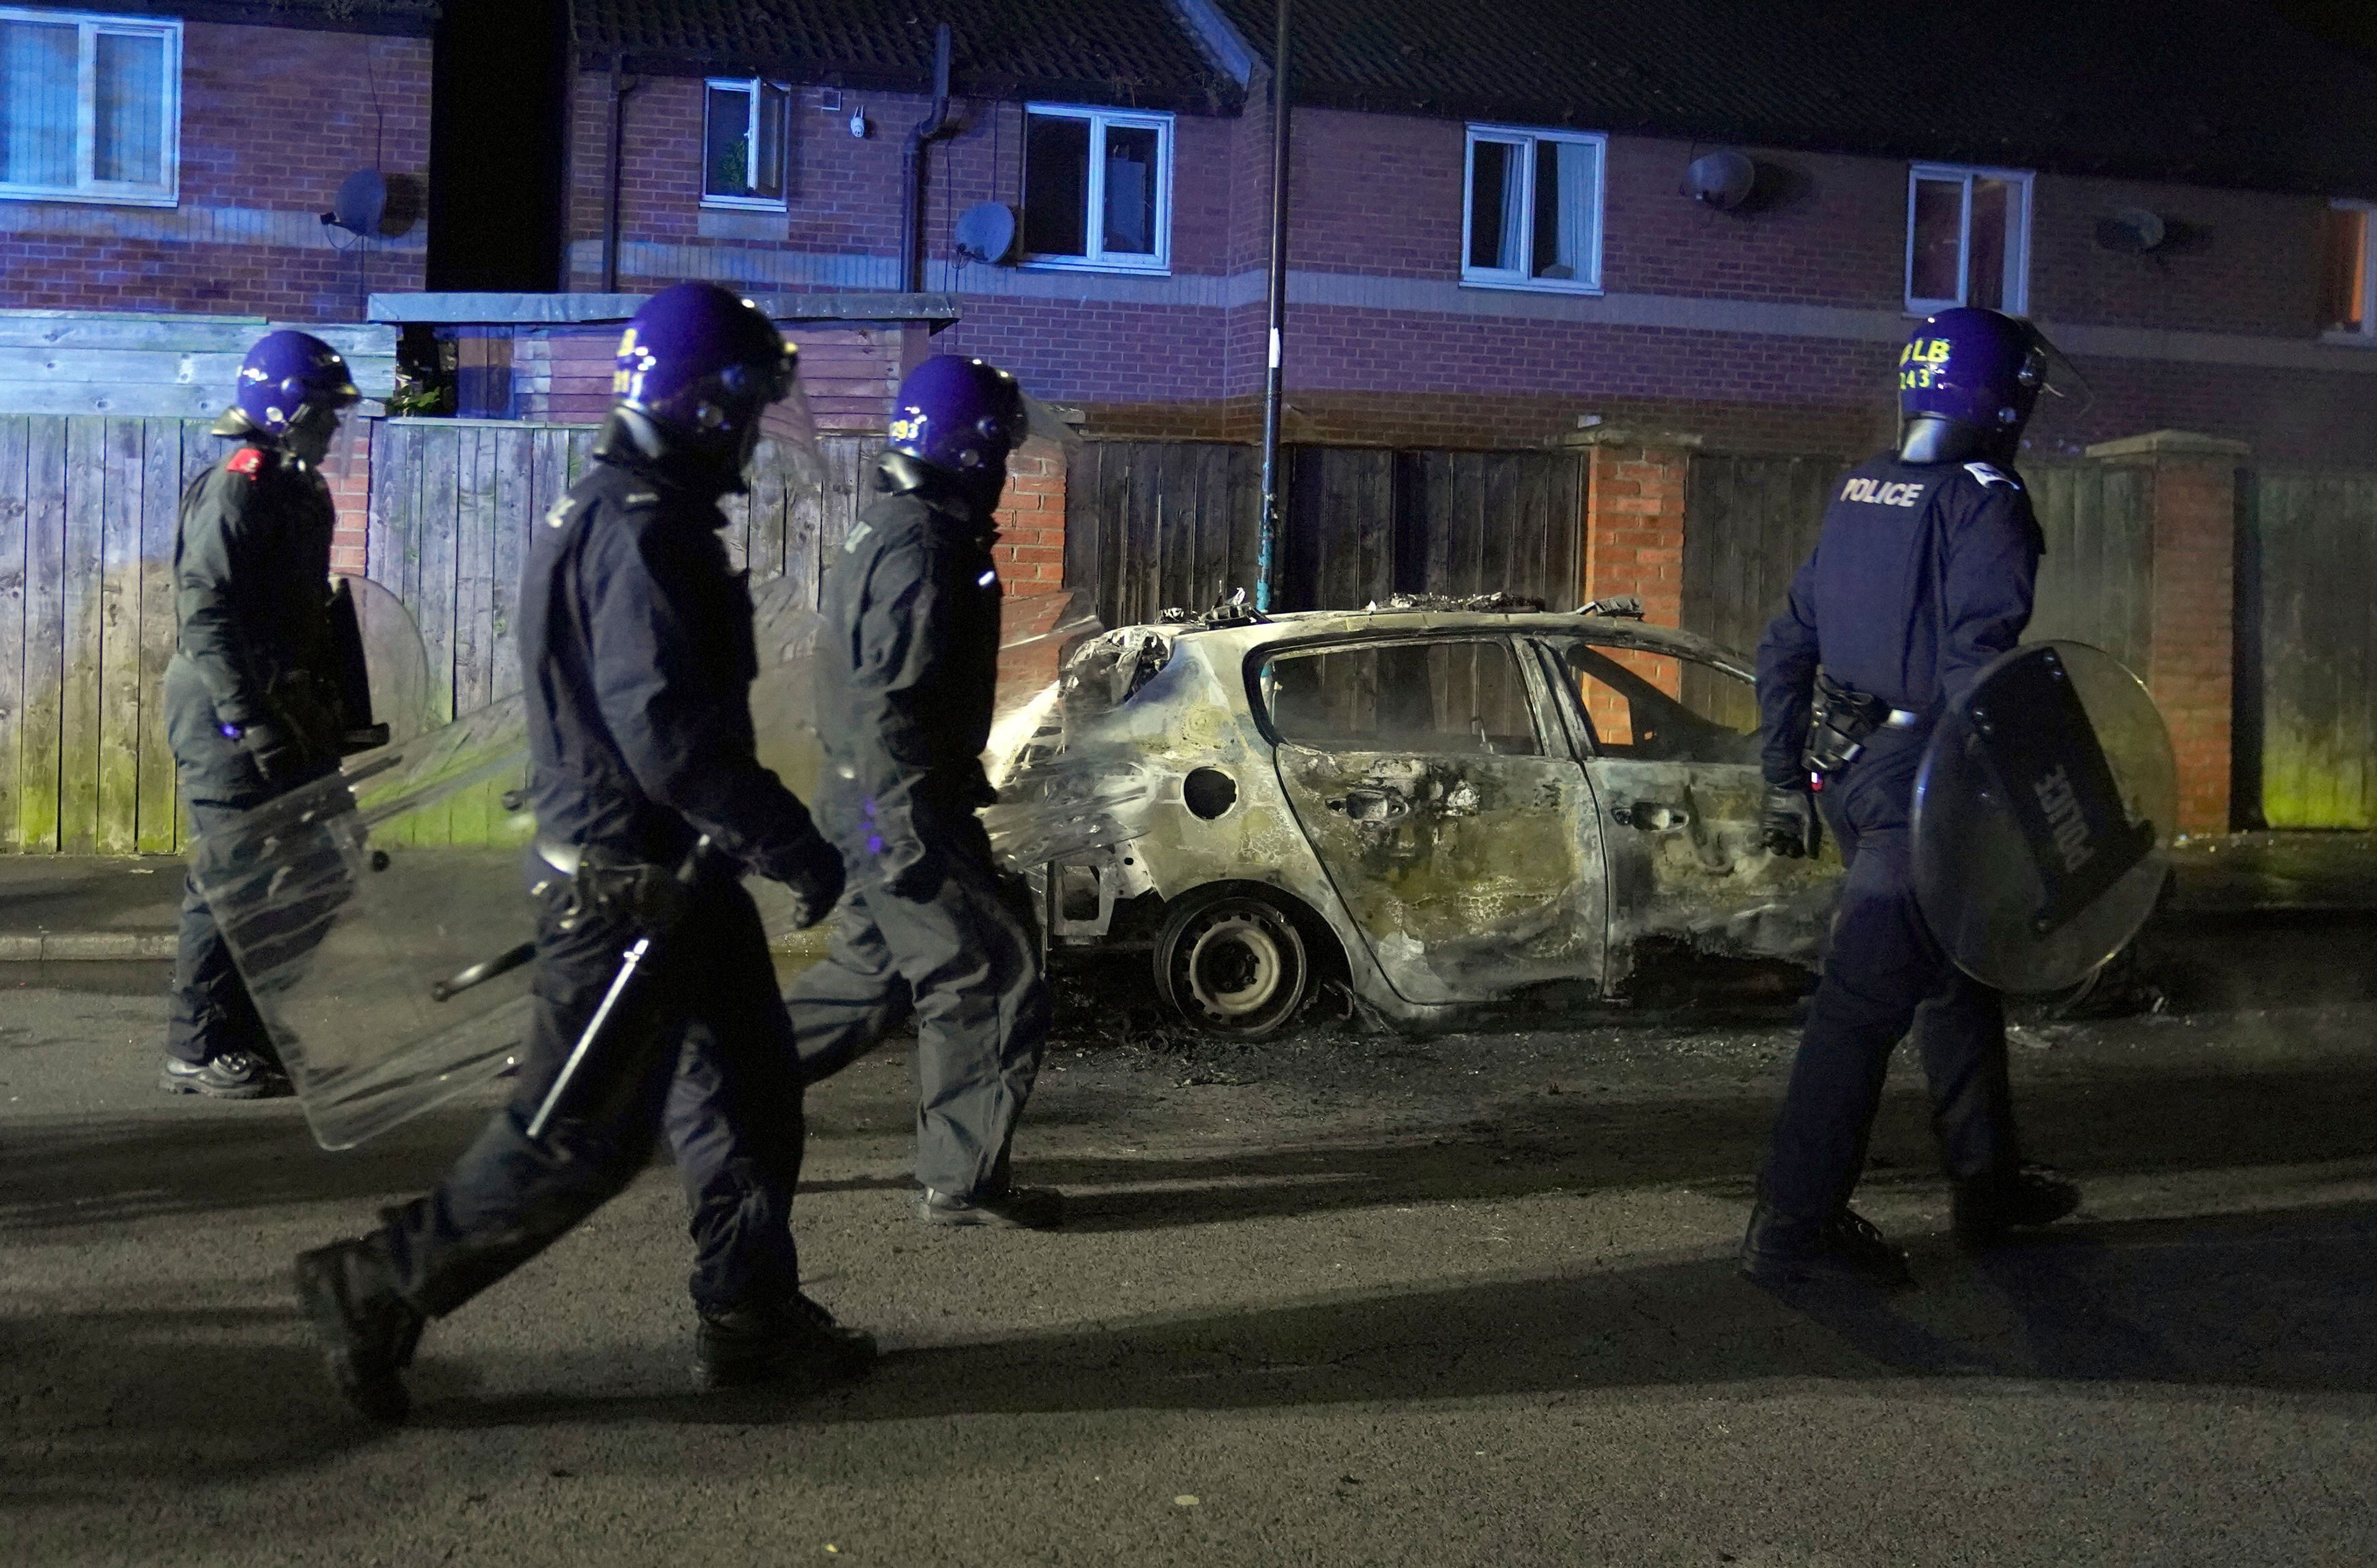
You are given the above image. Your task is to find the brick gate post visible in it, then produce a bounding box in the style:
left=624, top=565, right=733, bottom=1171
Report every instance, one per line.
left=2084, top=428, right=2249, bottom=837
left=1570, top=429, right=1698, bottom=628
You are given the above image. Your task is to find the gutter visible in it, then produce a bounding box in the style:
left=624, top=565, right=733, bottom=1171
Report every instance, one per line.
left=901, top=23, right=958, bottom=293
left=603, top=55, right=643, bottom=293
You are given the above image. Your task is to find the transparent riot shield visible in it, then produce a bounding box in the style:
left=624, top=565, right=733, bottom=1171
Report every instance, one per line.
left=347, top=575, right=436, bottom=747
left=198, top=577, right=1150, bottom=1148
left=1912, top=641, right=2177, bottom=993
left=189, top=693, right=537, bottom=1150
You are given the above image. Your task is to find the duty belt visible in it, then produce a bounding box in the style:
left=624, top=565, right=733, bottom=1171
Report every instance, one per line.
left=1804, top=676, right=1923, bottom=781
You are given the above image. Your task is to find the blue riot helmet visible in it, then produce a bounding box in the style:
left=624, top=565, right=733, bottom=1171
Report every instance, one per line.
left=1896, top=308, right=2087, bottom=465
left=612, top=281, right=814, bottom=493
left=885, top=355, right=1078, bottom=508
left=218, top=330, right=360, bottom=464
left=889, top=356, right=1028, bottom=476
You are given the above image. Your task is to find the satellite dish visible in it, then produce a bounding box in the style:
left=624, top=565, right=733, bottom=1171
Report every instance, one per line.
left=1683, top=150, right=1758, bottom=210
left=953, top=201, right=1018, bottom=264
left=327, top=170, right=388, bottom=236
left=2096, top=207, right=2168, bottom=254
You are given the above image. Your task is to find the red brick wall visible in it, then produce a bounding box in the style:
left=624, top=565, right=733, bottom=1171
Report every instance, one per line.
left=0, top=23, right=429, bottom=319
left=993, top=438, right=1068, bottom=594
left=561, top=70, right=2377, bottom=464
left=319, top=411, right=374, bottom=576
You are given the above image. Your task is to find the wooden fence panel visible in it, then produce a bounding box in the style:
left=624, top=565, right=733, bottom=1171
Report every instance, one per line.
left=2027, top=462, right=2154, bottom=670
left=2243, top=470, right=2377, bottom=829
left=95, top=418, right=143, bottom=851
left=135, top=417, right=183, bottom=852
left=1676, top=453, right=1838, bottom=729
left=20, top=417, right=66, bottom=850
left=1064, top=440, right=1262, bottom=628
left=0, top=418, right=24, bottom=849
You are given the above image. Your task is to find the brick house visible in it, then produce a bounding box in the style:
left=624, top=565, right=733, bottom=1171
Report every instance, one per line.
left=546, top=0, right=2377, bottom=465
left=0, top=0, right=433, bottom=319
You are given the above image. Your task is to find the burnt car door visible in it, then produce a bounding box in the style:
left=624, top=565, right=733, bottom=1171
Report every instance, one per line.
left=1260, top=635, right=1608, bottom=1005
left=1525, top=635, right=1838, bottom=983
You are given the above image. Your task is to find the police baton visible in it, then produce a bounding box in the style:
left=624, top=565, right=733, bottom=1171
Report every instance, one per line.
left=525, top=835, right=712, bottom=1140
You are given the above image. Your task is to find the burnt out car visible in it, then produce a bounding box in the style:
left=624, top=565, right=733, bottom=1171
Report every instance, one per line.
left=992, top=600, right=1841, bottom=1035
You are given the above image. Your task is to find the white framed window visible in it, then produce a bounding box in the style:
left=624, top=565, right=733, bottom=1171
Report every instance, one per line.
left=1021, top=103, right=1171, bottom=273
left=1906, top=163, right=2032, bottom=316
left=2319, top=201, right=2374, bottom=343
left=0, top=7, right=179, bottom=206
left=703, top=77, right=789, bottom=208
left=1461, top=124, right=1604, bottom=293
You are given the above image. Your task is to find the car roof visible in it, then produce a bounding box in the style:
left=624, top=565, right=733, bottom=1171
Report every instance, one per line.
left=1124, top=607, right=1756, bottom=677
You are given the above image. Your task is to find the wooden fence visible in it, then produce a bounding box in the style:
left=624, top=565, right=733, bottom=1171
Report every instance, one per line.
left=0, top=415, right=216, bottom=853
left=2240, top=470, right=2377, bottom=829
left=1064, top=440, right=1585, bottom=628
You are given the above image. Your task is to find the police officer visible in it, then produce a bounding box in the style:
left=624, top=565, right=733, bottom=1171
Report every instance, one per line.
left=786, top=356, right=1060, bottom=1229
left=161, top=332, right=361, bottom=1099
left=295, top=284, right=865, bottom=1422
left=1744, top=306, right=2082, bottom=1289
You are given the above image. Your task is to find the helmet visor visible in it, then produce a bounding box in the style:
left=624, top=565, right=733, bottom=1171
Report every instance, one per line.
left=2020, top=323, right=2094, bottom=417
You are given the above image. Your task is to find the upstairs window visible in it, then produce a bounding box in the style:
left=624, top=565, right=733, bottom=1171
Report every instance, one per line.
left=1462, top=126, right=1604, bottom=293
left=703, top=78, right=789, bottom=208
left=0, top=8, right=179, bottom=206
left=1907, top=163, right=2032, bottom=316
left=2319, top=202, right=2373, bottom=342
left=1022, top=104, right=1171, bottom=272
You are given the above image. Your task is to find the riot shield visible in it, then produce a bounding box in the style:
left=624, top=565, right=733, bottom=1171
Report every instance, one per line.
left=345, top=575, right=436, bottom=747
left=1912, top=641, right=2176, bottom=993
left=190, top=691, right=539, bottom=1150
left=198, top=578, right=1148, bottom=1148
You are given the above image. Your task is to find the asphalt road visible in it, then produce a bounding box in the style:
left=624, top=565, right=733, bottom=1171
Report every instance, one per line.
left=3, top=971, right=2374, bottom=1567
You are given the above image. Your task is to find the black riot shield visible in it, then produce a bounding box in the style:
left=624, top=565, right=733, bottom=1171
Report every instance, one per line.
left=327, top=575, right=434, bottom=753
left=1912, top=641, right=2176, bottom=993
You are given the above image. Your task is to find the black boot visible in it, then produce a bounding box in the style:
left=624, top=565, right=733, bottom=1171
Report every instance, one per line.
left=293, top=1238, right=424, bottom=1424
left=692, top=1293, right=878, bottom=1393
left=1740, top=1203, right=1915, bottom=1291
left=1952, top=1166, right=2080, bottom=1249
left=917, top=1184, right=1065, bottom=1229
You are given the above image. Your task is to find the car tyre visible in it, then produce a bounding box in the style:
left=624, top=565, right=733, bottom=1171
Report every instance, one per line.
left=1154, top=886, right=1315, bottom=1037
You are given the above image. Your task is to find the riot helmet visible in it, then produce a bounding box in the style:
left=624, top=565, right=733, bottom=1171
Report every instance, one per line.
left=1896, top=308, right=2087, bottom=466
left=217, top=330, right=361, bottom=466
left=611, top=282, right=812, bottom=493
left=888, top=356, right=1029, bottom=477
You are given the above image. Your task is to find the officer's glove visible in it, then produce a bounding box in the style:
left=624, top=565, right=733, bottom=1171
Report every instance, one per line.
left=1760, top=784, right=1822, bottom=859
left=760, top=836, right=846, bottom=930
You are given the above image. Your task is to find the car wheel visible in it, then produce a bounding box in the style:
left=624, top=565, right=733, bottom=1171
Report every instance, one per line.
left=1154, top=886, right=1314, bottom=1037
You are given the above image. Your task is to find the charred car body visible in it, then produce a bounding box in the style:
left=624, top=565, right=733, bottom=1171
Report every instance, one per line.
left=990, top=599, right=1842, bottom=1035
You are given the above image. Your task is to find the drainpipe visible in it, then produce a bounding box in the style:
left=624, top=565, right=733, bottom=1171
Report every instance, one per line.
left=1253, top=0, right=1292, bottom=612
left=603, top=55, right=642, bottom=293
left=901, top=24, right=956, bottom=292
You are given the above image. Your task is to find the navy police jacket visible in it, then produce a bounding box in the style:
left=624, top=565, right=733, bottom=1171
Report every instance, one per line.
left=519, top=435, right=823, bottom=877
left=812, top=458, right=1003, bottom=864
left=1755, top=453, right=2043, bottom=789
left=171, top=440, right=342, bottom=747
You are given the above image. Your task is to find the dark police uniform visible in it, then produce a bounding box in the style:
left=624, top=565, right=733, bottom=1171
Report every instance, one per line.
left=786, top=460, right=1052, bottom=1202
left=370, top=436, right=831, bottom=1320
left=1754, top=453, right=2043, bottom=1223
left=165, top=439, right=344, bottom=1067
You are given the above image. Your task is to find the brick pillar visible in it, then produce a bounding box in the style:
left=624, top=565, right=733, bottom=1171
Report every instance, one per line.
left=1575, top=433, right=1694, bottom=622
left=1572, top=430, right=1699, bottom=724
left=2084, top=428, right=2247, bottom=837
left=319, top=412, right=376, bottom=578
left=993, top=436, right=1068, bottom=596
